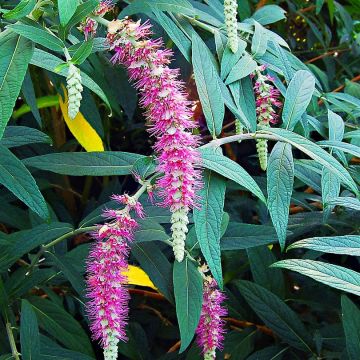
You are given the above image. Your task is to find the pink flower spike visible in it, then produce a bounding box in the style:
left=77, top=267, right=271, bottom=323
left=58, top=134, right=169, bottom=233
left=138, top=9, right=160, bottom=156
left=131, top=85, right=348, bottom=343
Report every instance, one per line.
left=106, top=19, right=202, bottom=262
left=86, top=194, right=145, bottom=359
left=196, top=276, right=227, bottom=359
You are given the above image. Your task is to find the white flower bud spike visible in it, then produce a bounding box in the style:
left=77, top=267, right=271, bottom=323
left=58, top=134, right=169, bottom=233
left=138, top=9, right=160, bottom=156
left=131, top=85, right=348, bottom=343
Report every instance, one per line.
left=66, top=63, right=83, bottom=119
left=224, top=0, right=239, bottom=53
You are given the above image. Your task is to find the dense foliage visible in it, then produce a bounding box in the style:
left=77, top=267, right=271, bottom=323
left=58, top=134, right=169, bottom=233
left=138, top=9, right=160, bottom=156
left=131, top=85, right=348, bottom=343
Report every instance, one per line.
left=0, top=0, right=360, bottom=359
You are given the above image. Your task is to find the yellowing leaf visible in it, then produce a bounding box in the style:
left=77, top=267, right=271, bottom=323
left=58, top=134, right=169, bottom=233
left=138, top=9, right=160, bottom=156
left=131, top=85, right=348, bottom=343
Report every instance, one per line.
left=124, top=265, right=156, bottom=290
left=58, top=87, right=104, bottom=152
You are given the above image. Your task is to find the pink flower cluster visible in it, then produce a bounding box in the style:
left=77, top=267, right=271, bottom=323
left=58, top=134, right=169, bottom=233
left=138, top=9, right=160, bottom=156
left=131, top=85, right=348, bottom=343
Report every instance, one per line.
left=79, top=1, right=114, bottom=40
left=86, top=195, right=144, bottom=355
left=106, top=19, right=201, bottom=213
left=254, top=65, right=282, bottom=126
left=196, top=276, right=227, bottom=359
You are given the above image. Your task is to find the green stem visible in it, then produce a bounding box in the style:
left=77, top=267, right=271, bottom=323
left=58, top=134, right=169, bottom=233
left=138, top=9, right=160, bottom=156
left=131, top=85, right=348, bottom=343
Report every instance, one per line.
left=91, top=15, right=111, bottom=27
left=179, top=14, right=217, bottom=34
left=6, top=322, right=20, bottom=360
left=200, top=132, right=279, bottom=148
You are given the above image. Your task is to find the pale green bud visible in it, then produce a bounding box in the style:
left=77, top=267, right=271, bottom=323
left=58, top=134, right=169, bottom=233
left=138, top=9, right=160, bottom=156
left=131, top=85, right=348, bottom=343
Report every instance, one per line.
left=66, top=63, right=83, bottom=119
left=224, top=0, right=238, bottom=53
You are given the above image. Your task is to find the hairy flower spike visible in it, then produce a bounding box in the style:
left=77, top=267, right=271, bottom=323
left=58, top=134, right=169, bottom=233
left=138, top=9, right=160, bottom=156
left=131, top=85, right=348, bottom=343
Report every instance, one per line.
left=66, top=63, right=83, bottom=119
left=107, top=19, right=201, bottom=262
left=86, top=195, right=144, bottom=360
left=254, top=65, right=282, bottom=171
left=224, top=0, right=238, bottom=53
left=196, top=272, right=227, bottom=360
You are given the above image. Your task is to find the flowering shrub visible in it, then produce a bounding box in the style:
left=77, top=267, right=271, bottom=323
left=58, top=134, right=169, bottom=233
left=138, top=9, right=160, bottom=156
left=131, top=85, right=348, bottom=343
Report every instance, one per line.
left=0, top=1, right=360, bottom=360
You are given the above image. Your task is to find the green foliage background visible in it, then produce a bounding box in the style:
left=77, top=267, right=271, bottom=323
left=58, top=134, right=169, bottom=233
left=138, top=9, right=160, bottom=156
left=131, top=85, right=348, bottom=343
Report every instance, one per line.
left=0, top=0, right=360, bottom=359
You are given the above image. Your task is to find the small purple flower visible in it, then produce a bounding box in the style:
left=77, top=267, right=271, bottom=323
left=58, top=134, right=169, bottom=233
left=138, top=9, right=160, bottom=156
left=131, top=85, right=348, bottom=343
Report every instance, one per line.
left=196, top=276, right=227, bottom=359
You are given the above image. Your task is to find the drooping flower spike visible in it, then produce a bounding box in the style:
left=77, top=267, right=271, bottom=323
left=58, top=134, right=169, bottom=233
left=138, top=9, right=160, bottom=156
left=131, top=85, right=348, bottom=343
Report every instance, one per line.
left=86, top=195, right=144, bottom=360
left=253, top=65, right=282, bottom=171
left=106, top=19, right=202, bottom=262
left=196, top=265, right=227, bottom=360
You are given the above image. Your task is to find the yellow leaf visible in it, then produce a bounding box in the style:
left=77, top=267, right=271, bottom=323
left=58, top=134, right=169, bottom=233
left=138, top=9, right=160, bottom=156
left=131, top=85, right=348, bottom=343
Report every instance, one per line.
left=124, top=265, right=156, bottom=290
left=58, top=87, right=104, bottom=152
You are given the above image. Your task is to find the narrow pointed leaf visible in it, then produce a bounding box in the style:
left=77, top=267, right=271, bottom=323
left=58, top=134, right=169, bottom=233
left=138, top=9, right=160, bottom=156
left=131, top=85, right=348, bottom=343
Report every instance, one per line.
left=0, top=31, right=34, bottom=138
left=282, top=70, right=315, bottom=130
left=200, top=148, right=266, bottom=202
left=261, top=128, right=358, bottom=194
left=342, top=295, right=360, bottom=360
left=174, top=259, right=203, bottom=353
left=288, top=235, right=360, bottom=256
left=192, top=32, right=224, bottom=136
left=194, top=170, right=226, bottom=288
left=267, top=142, right=294, bottom=250
left=0, top=145, right=49, bottom=219
left=272, top=259, right=360, bottom=296
left=236, top=280, right=313, bottom=351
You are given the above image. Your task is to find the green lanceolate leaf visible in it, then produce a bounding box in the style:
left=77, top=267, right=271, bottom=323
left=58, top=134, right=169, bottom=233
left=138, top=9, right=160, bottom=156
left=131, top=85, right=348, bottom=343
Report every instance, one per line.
left=9, top=23, right=65, bottom=52
left=21, top=71, right=42, bottom=125
left=153, top=9, right=191, bottom=62
left=328, top=110, right=344, bottom=141
left=270, top=41, right=294, bottom=84
left=236, top=280, right=313, bottom=351
left=288, top=235, right=360, bottom=256
left=220, top=41, right=247, bottom=80
left=173, top=259, right=203, bottom=353
left=200, top=148, right=266, bottom=202
left=120, top=0, right=194, bottom=17
left=318, top=140, right=360, bottom=158
left=328, top=197, right=360, bottom=211
left=51, top=254, right=86, bottom=298
left=247, top=246, right=285, bottom=298
left=267, top=142, right=294, bottom=250
left=0, top=145, right=49, bottom=220
left=23, top=151, right=144, bottom=176
left=261, top=128, right=358, bottom=194
left=251, top=21, right=268, bottom=58
left=0, top=31, right=34, bottom=138
left=272, top=259, right=360, bottom=296
left=321, top=167, right=341, bottom=222
left=225, top=53, right=258, bottom=85
left=194, top=170, right=226, bottom=289
left=229, top=76, right=257, bottom=131
left=1, top=126, right=51, bottom=148
left=221, top=223, right=279, bottom=250
left=29, top=297, right=94, bottom=356
left=20, top=299, right=40, bottom=360
left=252, top=5, right=286, bottom=25
left=192, top=32, right=224, bottom=137
left=58, top=0, right=79, bottom=26
left=135, top=219, right=169, bottom=243
left=282, top=70, right=315, bottom=130
left=131, top=242, right=173, bottom=302
left=70, top=39, right=94, bottom=65
left=342, top=295, right=360, bottom=360
left=3, top=0, right=36, bottom=20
